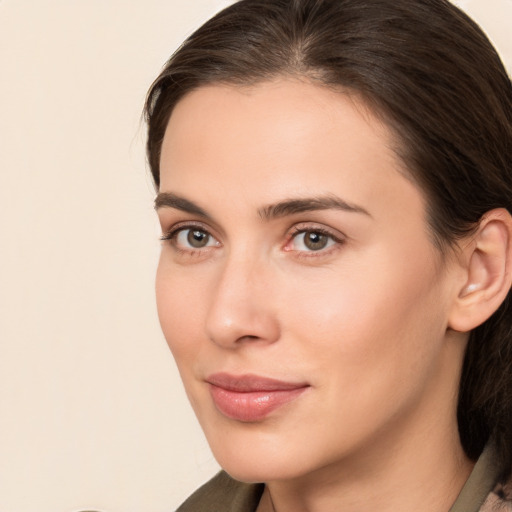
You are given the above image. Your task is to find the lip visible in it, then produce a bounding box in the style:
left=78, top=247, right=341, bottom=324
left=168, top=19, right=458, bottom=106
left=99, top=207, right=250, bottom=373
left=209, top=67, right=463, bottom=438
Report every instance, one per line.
left=206, top=373, right=310, bottom=422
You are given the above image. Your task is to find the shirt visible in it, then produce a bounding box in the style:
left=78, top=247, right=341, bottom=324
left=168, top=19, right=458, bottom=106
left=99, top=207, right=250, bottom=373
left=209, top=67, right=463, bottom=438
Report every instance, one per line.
left=176, top=443, right=512, bottom=512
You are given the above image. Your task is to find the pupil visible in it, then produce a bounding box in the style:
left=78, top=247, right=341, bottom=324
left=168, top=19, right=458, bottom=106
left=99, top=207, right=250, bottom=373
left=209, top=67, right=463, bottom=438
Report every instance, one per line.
left=305, top=232, right=327, bottom=250
left=188, top=230, right=208, bottom=248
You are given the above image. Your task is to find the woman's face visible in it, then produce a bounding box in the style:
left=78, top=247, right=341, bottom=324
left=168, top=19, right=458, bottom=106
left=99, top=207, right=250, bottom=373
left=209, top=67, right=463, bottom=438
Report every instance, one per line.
left=155, top=79, right=465, bottom=483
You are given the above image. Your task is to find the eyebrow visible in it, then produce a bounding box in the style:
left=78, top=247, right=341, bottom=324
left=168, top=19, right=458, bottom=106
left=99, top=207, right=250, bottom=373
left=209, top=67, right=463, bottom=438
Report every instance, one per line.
left=155, top=192, right=210, bottom=218
left=154, top=192, right=371, bottom=220
left=258, top=195, right=371, bottom=220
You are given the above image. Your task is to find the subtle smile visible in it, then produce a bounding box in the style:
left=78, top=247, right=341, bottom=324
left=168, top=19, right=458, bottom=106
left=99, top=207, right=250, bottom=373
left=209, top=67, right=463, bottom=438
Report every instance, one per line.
left=206, top=373, right=310, bottom=422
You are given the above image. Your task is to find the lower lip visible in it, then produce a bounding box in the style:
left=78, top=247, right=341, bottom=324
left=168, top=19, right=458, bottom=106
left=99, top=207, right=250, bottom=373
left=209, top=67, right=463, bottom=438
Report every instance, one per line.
left=208, top=385, right=308, bottom=422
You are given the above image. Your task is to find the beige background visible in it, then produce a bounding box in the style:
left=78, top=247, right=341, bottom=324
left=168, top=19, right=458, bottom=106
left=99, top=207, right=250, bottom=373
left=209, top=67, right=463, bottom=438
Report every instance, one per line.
left=0, top=1, right=510, bottom=511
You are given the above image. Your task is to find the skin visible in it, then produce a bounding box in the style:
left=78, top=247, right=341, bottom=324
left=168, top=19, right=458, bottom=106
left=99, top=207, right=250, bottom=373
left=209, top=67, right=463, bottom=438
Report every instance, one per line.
left=155, top=79, right=475, bottom=512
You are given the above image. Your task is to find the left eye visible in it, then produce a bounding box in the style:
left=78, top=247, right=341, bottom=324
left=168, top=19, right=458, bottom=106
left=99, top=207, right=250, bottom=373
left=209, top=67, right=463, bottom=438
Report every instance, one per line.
left=290, top=230, right=337, bottom=251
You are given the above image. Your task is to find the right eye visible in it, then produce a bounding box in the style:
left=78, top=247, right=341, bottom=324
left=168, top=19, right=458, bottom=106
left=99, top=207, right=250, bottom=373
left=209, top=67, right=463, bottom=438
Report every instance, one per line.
left=177, top=228, right=217, bottom=249
left=161, top=226, right=220, bottom=251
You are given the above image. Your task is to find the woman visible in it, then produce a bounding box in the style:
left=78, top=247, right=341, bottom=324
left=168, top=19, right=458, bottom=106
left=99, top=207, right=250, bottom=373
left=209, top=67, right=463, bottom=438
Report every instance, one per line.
left=145, top=0, right=512, bottom=510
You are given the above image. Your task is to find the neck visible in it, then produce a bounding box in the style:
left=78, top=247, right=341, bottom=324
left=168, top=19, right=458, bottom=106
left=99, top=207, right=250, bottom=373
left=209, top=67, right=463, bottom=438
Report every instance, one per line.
left=260, top=424, right=472, bottom=512
left=258, top=359, right=474, bottom=512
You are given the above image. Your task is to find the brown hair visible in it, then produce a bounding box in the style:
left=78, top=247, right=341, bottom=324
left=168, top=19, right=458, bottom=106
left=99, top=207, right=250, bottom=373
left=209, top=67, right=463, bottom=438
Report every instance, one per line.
left=145, top=0, right=512, bottom=480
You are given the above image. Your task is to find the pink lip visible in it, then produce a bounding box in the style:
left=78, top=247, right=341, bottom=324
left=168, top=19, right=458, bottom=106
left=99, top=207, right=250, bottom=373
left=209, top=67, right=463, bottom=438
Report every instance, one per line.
left=206, top=373, right=310, bottom=422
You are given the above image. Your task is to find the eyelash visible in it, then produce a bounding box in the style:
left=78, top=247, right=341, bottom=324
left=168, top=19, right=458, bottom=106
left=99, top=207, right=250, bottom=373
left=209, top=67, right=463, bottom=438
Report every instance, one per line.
left=285, top=226, right=345, bottom=258
left=160, top=223, right=345, bottom=258
left=160, top=222, right=218, bottom=256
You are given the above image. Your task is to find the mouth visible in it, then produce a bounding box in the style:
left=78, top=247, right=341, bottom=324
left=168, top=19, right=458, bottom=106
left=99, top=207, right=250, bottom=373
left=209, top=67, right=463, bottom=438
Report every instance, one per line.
left=205, top=373, right=310, bottom=422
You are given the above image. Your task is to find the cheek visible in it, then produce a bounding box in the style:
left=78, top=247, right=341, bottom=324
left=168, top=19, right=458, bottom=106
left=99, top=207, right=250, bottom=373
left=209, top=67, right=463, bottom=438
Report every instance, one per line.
left=155, top=258, right=204, bottom=361
left=282, top=246, right=447, bottom=380
left=278, top=259, right=449, bottom=450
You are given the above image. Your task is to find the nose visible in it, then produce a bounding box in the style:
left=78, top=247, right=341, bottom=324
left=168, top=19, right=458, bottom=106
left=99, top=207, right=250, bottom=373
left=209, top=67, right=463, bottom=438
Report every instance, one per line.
left=205, top=253, right=281, bottom=349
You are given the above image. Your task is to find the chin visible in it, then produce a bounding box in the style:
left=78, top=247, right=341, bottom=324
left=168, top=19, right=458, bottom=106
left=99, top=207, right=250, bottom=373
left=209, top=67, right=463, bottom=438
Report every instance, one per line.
left=205, top=428, right=318, bottom=484
left=217, top=456, right=302, bottom=484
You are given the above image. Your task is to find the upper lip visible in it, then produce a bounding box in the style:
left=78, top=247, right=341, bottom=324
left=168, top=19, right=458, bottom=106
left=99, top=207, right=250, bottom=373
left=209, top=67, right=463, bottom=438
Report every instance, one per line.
left=206, top=373, right=309, bottom=392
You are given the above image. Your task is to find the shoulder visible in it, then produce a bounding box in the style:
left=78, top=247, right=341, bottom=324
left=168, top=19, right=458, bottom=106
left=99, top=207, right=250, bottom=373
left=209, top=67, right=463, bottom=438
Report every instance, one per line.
left=176, top=471, right=264, bottom=512
left=480, top=480, right=512, bottom=512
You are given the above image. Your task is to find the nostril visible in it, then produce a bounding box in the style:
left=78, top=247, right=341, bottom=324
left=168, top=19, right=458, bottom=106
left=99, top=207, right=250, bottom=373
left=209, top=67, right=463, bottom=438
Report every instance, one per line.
left=235, top=334, right=261, bottom=343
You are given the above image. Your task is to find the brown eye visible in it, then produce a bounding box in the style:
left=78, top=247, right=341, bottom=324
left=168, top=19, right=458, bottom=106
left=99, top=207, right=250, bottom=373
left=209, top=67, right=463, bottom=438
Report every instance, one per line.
left=303, top=231, right=329, bottom=251
left=187, top=229, right=210, bottom=248
left=287, top=229, right=339, bottom=253
left=168, top=227, right=219, bottom=250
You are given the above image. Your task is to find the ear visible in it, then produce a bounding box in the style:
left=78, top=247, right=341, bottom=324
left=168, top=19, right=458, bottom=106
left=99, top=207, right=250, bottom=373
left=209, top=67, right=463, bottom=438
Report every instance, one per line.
left=448, top=208, right=512, bottom=333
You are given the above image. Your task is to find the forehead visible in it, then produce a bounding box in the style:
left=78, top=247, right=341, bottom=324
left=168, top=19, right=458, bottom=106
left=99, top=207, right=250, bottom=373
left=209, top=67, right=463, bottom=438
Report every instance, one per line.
left=163, top=80, right=397, bottom=175
left=164, top=79, right=391, bottom=146
left=159, top=79, right=424, bottom=224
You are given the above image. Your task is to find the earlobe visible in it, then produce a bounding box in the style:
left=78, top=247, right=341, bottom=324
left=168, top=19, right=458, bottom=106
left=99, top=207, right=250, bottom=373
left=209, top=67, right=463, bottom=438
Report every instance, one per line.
left=449, top=208, right=512, bottom=333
